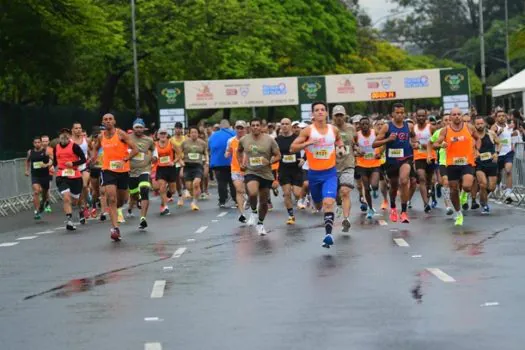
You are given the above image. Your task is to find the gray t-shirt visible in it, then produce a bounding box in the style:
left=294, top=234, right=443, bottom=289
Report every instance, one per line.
left=336, top=123, right=356, bottom=171
left=239, top=134, right=279, bottom=181
left=129, top=134, right=155, bottom=177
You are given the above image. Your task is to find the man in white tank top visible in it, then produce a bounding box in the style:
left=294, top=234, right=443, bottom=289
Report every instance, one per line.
left=72, top=122, right=91, bottom=225
left=491, top=111, right=518, bottom=203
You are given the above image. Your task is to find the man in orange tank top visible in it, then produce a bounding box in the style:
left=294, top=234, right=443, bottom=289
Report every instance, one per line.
left=291, top=101, right=345, bottom=248
left=433, top=107, right=479, bottom=226
left=92, top=113, right=138, bottom=241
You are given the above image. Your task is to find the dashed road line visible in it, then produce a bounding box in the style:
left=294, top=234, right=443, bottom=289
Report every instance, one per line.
left=378, top=220, right=388, bottom=226
left=163, top=266, right=174, bottom=271
left=16, top=236, right=38, bottom=241
left=54, top=227, right=65, bottom=230
left=144, top=317, right=162, bottom=322
left=211, top=219, right=219, bottom=223
left=145, top=342, right=162, bottom=350
left=195, top=226, right=208, bottom=234
left=393, top=238, right=409, bottom=247
left=150, top=280, right=166, bottom=298
left=426, top=268, right=456, bottom=282
left=35, top=230, right=54, bottom=235
left=172, top=247, right=187, bottom=258
left=217, top=212, right=228, bottom=217
left=0, top=242, right=19, bottom=247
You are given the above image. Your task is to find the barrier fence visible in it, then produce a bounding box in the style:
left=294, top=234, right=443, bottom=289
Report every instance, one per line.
left=0, top=158, right=60, bottom=217
left=0, top=144, right=523, bottom=217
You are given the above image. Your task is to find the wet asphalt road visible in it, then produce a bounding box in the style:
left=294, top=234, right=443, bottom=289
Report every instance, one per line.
left=1, top=191, right=525, bottom=350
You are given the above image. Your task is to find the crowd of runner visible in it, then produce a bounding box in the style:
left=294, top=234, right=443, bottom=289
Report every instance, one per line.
left=25, top=103, right=524, bottom=248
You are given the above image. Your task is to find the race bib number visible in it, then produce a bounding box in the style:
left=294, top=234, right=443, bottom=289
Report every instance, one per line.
left=133, top=152, right=145, bottom=161
left=33, top=161, right=44, bottom=169
left=188, top=153, right=200, bottom=161
left=479, top=152, right=492, bottom=161
left=159, top=156, right=170, bottom=164
left=501, top=139, right=509, bottom=145
left=282, top=154, right=296, bottom=163
left=109, top=160, right=124, bottom=170
left=61, top=169, right=75, bottom=177
left=249, top=157, right=264, bottom=166
left=364, top=152, right=375, bottom=160
left=453, top=157, right=468, bottom=166
left=314, top=149, right=330, bottom=160
left=388, top=148, right=404, bottom=158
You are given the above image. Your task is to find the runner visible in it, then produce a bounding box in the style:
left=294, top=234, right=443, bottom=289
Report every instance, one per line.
left=474, top=116, right=500, bottom=214
left=71, top=122, right=91, bottom=224
left=225, top=120, right=247, bottom=223
left=25, top=136, right=52, bottom=219
left=275, top=118, right=303, bottom=225
left=53, top=128, right=87, bottom=230
left=433, top=107, right=479, bottom=226
left=373, top=103, right=417, bottom=224
left=291, top=101, right=346, bottom=248
left=373, top=119, right=389, bottom=211
left=88, top=126, right=108, bottom=220
left=413, top=108, right=437, bottom=213
left=93, top=114, right=138, bottom=241
left=355, top=116, right=383, bottom=220
left=129, top=118, right=156, bottom=229
left=169, top=122, right=186, bottom=207
left=181, top=127, right=208, bottom=211
left=428, top=114, right=454, bottom=215
left=332, top=105, right=356, bottom=231
left=40, top=135, right=54, bottom=213
left=237, top=118, right=281, bottom=235
left=155, top=128, right=178, bottom=215
left=491, top=111, right=517, bottom=203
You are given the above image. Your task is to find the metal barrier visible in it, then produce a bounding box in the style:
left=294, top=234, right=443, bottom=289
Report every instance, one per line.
left=0, top=158, right=60, bottom=217
left=510, top=142, right=525, bottom=207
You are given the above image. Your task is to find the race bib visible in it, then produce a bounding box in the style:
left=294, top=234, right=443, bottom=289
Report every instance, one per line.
left=159, top=156, right=170, bottom=164
left=33, top=161, right=44, bottom=169
left=314, top=149, right=330, bottom=160
left=453, top=157, right=468, bottom=166
left=282, top=154, right=296, bottom=163
left=188, top=153, right=200, bottom=161
left=479, top=152, right=492, bottom=161
left=133, top=152, right=145, bottom=161
left=364, top=152, right=375, bottom=160
left=175, top=163, right=181, bottom=168
left=249, top=157, right=264, bottom=166
left=61, top=169, right=75, bottom=177
left=109, top=160, right=124, bottom=170
left=388, top=148, right=404, bottom=158
left=501, top=139, right=509, bottom=145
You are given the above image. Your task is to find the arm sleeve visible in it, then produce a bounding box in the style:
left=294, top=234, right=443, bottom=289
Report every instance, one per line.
left=53, top=147, right=58, bottom=167
left=72, top=144, right=86, bottom=166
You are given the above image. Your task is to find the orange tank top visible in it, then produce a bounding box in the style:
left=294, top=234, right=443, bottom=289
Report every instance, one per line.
left=445, top=124, right=475, bottom=166
left=229, top=137, right=242, bottom=173
left=156, top=141, right=174, bottom=167
left=356, top=130, right=382, bottom=168
left=305, top=125, right=336, bottom=171
left=101, top=130, right=130, bottom=172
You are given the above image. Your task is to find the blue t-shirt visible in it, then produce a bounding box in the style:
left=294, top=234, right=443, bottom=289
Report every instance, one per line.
left=208, top=128, right=235, bottom=168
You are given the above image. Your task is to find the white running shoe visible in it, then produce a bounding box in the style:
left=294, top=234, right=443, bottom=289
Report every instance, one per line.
left=256, top=223, right=267, bottom=236
left=247, top=213, right=257, bottom=226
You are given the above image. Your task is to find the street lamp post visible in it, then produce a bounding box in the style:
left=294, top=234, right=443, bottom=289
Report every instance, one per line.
left=131, top=0, right=140, bottom=117
left=504, top=0, right=512, bottom=108
left=479, top=0, right=487, bottom=115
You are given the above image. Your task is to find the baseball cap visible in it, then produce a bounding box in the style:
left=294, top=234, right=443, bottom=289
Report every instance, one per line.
left=351, top=115, right=362, bottom=123
left=133, top=118, right=146, bottom=128
left=332, top=105, right=346, bottom=116
left=174, top=122, right=183, bottom=128
left=298, top=122, right=308, bottom=128
left=158, top=128, right=168, bottom=134
left=292, top=121, right=300, bottom=126
left=235, top=120, right=247, bottom=128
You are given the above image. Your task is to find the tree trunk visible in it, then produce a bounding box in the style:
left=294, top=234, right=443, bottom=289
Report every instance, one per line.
left=98, top=72, right=121, bottom=115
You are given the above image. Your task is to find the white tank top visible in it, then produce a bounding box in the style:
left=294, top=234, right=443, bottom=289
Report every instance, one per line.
left=497, top=125, right=513, bottom=156
left=74, top=137, right=89, bottom=170
left=306, top=124, right=336, bottom=155
left=357, top=129, right=377, bottom=154
left=415, top=124, right=432, bottom=146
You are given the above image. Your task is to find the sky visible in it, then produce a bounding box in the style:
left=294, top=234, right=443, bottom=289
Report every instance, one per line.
left=361, top=0, right=396, bottom=25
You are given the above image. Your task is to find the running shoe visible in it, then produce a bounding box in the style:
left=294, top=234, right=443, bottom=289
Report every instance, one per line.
left=471, top=201, right=480, bottom=210
left=446, top=207, right=454, bottom=216
left=66, top=220, right=76, bottom=231
left=286, top=216, right=296, bottom=225
left=38, top=201, right=45, bottom=214
left=200, top=193, right=207, bottom=200
left=322, top=234, right=334, bottom=248
left=372, top=190, right=378, bottom=199
left=110, top=227, right=121, bottom=241
left=400, top=212, right=410, bottom=223
left=168, top=197, right=174, bottom=203
left=431, top=199, right=438, bottom=209
left=366, top=208, right=374, bottom=220
left=505, top=197, right=513, bottom=204
left=177, top=198, right=184, bottom=207
left=191, top=202, right=200, bottom=211
left=126, top=209, right=135, bottom=218
left=100, top=212, right=108, bottom=221
left=342, top=218, right=351, bottom=232
left=268, top=202, right=273, bottom=211
left=360, top=201, right=368, bottom=212
left=481, top=205, right=490, bottom=215
left=79, top=216, right=86, bottom=225
left=460, top=192, right=468, bottom=210
left=90, top=208, right=97, bottom=218
left=117, top=208, right=125, bottom=223
left=83, top=207, right=90, bottom=221
left=272, top=187, right=279, bottom=197
left=219, top=203, right=227, bottom=209
left=389, top=208, right=398, bottom=222
left=407, top=201, right=412, bottom=209
left=238, top=214, right=247, bottom=224
left=44, top=204, right=52, bottom=213
left=160, top=206, right=170, bottom=216
left=34, top=211, right=41, bottom=220
left=436, top=184, right=442, bottom=198
left=137, top=199, right=142, bottom=209
left=256, top=223, right=267, bottom=236
left=424, top=204, right=431, bottom=213
left=454, top=213, right=464, bottom=226
left=247, top=213, right=257, bottom=226
left=139, top=217, right=148, bottom=230
left=183, top=189, right=191, bottom=199
left=381, top=200, right=388, bottom=211
left=297, top=199, right=306, bottom=210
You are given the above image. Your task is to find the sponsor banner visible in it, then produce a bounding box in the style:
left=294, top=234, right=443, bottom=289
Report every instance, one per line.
left=298, top=76, right=326, bottom=121
left=157, top=82, right=185, bottom=109
left=440, top=68, right=470, bottom=114
left=325, top=69, right=441, bottom=103
left=184, top=77, right=298, bottom=109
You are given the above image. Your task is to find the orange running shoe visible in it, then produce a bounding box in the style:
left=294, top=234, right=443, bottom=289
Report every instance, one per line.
left=389, top=208, right=398, bottom=222
left=400, top=212, right=410, bottom=223
left=381, top=200, right=388, bottom=210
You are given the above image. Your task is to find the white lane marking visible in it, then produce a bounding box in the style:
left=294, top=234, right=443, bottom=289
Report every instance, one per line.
left=187, top=238, right=195, bottom=242
left=195, top=226, right=208, bottom=234
left=35, top=230, right=54, bottom=235
left=393, top=238, right=409, bottom=247
left=411, top=254, right=423, bottom=258
left=0, top=242, right=19, bottom=247
left=211, top=219, right=219, bottom=223
left=145, top=342, right=162, bottom=350
left=426, top=268, right=456, bottom=283
left=54, top=227, right=65, bottom=230
left=17, top=236, right=38, bottom=241
left=144, top=317, right=162, bottom=322
left=150, top=280, right=166, bottom=298
left=481, top=302, right=499, bottom=307
left=172, top=247, right=187, bottom=258
left=163, top=266, right=174, bottom=271
left=217, top=212, right=228, bottom=217
left=378, top=220, right=387, bottom=226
